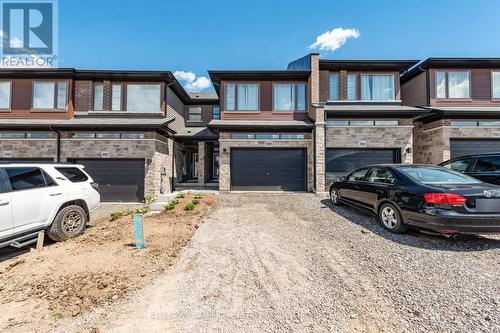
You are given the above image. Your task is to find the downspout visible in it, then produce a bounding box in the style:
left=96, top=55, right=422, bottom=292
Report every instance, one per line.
left=50, top=127, right=61, bottom=162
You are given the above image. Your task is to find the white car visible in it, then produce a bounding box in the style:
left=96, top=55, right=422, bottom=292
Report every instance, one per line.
left=0, top=163, right=100, bottom=248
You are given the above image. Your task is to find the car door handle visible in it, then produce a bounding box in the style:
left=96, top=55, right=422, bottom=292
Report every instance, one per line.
left=50, top=193, right=62, bottom=196
left=0, top=200, right=9, bottom=206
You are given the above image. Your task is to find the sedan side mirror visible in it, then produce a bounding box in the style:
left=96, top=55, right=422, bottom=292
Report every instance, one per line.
left=339, top=176, right=347, bottom=181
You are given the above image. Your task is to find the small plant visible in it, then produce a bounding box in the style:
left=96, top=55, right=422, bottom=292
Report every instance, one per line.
left=171, top=199, right=179, bottom=205
left=144, top=195, right=154, bottom=206
left=176, top=192, right=185, bottom=199
left=164, top=202, right=176, bottom=211
left=191, top=198, right=200, bottom=205
left=134, top=206, right=150, bottom=215
left=124, top=209, right=134, bottom=216
left=51, top=311, right=63, bottom=321
left=193, top=193, right=204, bottom=200
left=184, top=202, right=195, bottom=210
left=110, top=211, right=124, bottom=221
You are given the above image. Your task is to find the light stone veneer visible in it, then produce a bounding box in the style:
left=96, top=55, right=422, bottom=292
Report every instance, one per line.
left=413, top=120, right=500, bottom=164
left=0, top=132, right=173, bottom=199
left=218, top=132, right=314, bottom=192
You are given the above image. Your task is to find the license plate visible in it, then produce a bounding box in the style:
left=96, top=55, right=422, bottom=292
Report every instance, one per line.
left=476, top=199, right=500, bottom=213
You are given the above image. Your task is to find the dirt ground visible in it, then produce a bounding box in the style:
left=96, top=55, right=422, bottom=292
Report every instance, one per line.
left=0, top=193, right=216, bottom=333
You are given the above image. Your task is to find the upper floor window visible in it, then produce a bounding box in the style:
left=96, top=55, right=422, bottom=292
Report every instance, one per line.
left=224, top=83, right=259, bottom=111
left=188, top=107, right=202, bottom=122
left=329, top=74, right=339, bottom=100
left=33, top=81, right=68, bottom=110
left=126, top=84, right=161, bottom=112
left=212, top=106, right=221, bottom=119
left=112, top=84, right=122, bottom=111
left=492, top=72, right=500, bottom=99
left=273, top=83, right=306, bottom=112
left=436, top=71, right=470, bottom=99
left=347, top=74, right=357, bottom=100
left=0, top=81, right=11, bottom=109
left=93, top=83, right=104, bottom=111
left=361, top=74, right=395, bottom=100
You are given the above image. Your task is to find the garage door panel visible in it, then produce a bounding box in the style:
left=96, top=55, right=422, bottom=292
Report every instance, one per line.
left=450, top=139, right=500, bottom=159
left=326, top=148, right=399, bottom=183
left=72, top=159, right=145, bottom=202
left=231, top=149, right=306, bottom=191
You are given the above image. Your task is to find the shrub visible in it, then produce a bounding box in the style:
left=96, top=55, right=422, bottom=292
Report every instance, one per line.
left=135, top=206, right=150, bottom=215
left=171, top=199, right=179, bottom=205
left=184, top=202, right=195, bottom=210
left=193, top=194, right=204, bottom=200
left=176, top=192, right=185, bottom=199
left=191, top=198, right=200, bottom=205
left=164, top=202, right=176, bottom=211
left=110, top=211, right=123, bottom=221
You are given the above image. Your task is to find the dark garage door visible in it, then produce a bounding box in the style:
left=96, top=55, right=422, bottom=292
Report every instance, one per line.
left=71, top=159, right=145, bottom=202
left=450, top=139, right=500, bottom=159
left=326, top=148, right=400, bottom=183
left=231, top=148, right=306, bottom=191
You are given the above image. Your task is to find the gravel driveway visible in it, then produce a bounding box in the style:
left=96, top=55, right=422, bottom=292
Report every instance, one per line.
left=75, top=193, right=500, bottom=333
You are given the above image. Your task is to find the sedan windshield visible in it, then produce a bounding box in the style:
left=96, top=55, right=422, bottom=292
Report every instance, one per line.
left=399, top=167, right=481, bottom=185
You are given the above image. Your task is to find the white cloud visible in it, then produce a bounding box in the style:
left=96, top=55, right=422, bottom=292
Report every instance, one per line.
left=174, top=70, right=211, bottom=92
left=10, top=37, right=22, bottom=48
left=309, top=27, right=360, bottom=52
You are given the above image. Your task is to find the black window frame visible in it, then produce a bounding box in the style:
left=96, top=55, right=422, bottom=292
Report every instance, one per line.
left=472, top=156, right=500, bottom=173
left=212, top=106, right=221, bottom=119
left=55, top=167, right=89, bottom=183
left=441, top=158, right=473, bottom=173
left=366, top=167, right=397, bottom=185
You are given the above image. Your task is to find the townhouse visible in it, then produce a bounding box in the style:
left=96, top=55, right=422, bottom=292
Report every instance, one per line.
left=0, top=55, right=499, bottom=202
left=401, top=58, right=500, bottom=164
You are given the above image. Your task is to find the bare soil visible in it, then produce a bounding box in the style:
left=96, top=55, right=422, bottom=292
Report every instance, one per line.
left=0, top=193, right=216, bottom=333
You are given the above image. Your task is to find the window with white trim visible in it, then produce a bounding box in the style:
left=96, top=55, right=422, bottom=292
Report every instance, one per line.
left=188, top=107, right=202, bottom=122
left=0, top=81, right=11, bottom=109
left=93, top=83, right=104, bottom=111
left=492, top=72, right=500, bottom=99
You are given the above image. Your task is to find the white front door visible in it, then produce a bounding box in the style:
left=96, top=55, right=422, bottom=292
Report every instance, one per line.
left=0, top=192, right=13, bottom=240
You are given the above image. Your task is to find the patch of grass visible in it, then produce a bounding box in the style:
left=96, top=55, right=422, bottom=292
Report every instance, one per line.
left=191, top=198, right=200, bottom=205
left=175, top=192, right=185, bottom=199
left=51, top=311, right=63, bottom=321
left=184, top=202, right=195, bottom=210
left=164, top=202, right=176, bottom=211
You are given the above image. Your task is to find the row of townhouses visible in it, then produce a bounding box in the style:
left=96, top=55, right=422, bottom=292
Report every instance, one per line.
left=0, top=54, right=499, bottom=202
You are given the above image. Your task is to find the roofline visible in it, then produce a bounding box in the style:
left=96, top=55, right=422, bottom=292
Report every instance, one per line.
left=318, top=60, right=419, bottom=73
left=401, top=57, right=500, bottom=83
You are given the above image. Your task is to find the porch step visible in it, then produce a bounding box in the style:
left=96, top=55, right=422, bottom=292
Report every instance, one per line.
left=175, top=182, right=219, bottom=191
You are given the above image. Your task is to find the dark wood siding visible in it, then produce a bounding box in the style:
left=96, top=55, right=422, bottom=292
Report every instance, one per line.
left=401, top=71, right=428, bottom=106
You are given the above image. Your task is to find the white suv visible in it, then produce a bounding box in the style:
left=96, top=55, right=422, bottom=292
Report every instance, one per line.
left=0, top=163, right=100, bottom=248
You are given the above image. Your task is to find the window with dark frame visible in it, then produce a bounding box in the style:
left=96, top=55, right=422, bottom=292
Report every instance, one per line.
left=212, top=106, right=221, bottom=119
left=273, top=83, right=307, bottom=112
left=224, top=83, right=259, bottom=111
left=188, top=107, right=202, bottom=122
left=329, top=74, right=339, bottom=100
left=492, top=71, right=500, bottom=99
left=436, top=71, right=470, bottom=99
left=93, top=83, right=104, bottom=111
left=0, top=81, right=11, bottom=109
left=33, top=81, right=68, bottom=110
left=112, top=84, right=122, bottom=111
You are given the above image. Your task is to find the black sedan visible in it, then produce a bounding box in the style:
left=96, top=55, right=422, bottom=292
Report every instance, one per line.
left=329, top=164, right=500, bottom=234
left=439, top=152, right=500, bottom=186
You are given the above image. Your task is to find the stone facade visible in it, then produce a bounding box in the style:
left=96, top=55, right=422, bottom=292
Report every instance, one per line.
left=0, top=136, right=56, bottom=160
left=314, top=108, right=326, bottom=193
left=218, top=131, right=314, bottom=192
left=413, top=119, right=500, bottom=164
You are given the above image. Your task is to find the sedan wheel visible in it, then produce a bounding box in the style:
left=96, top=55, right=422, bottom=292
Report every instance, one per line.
left=330, top=188, right=341, bottom=205
left=378, top=203, right=407, bottom=233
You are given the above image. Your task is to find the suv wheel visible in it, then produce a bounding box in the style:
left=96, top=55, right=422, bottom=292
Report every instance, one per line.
left=47, top=205, right=88, bottom=242
left=330, top=188, right=342, bottom=205
left=378, top=203, right=407, bottom=233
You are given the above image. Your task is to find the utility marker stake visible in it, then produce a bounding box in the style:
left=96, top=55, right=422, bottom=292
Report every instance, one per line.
left=133, top=214, right=145, bottom=249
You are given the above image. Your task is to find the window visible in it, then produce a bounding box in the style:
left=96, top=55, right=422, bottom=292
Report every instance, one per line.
left=493, top=72, right=500, bottom=99
left=72, top=133, right=96, bottom=138
left=329, top=74, right=339, bottom=100
left=327, top=120, right=398, bottom=127
left=121, top=133, right=144, bottom=139
left=361, top=75, right=395, bottom=100
left=112, top=84, right=122, bottom=111
left=0, top=133, right=25, bottom=138
left=26, top=133, right=54, bottom=139
left=347, top=168, right=369, bottom=182
left=5, top=167, right=55, bottom=191
left=0, top=81, right=11, bottom=109
left=223, top=83, right=259, bottom=111
left=96, top=133, right=121, bottom=139
left=347, top=74, right=357, bottom=100
left=33, top=81, right=67, bottom=109
left=350, top=120, right=374, bottom=126
left=280, top=134, right=305, bottom=139
left=436, top=71, right=470, bottom=99
left=479, top=121, right=500, bottom=126
left=273, top=83, right=306, bottom=111
left=55, top=167, right=88, bottom=183
left=473, top=156, right=500, bottom=173
left=212, top=106, right=221, bottom=119
left=368, top=168, right=396, bottom=184
left=126, top=84, right=161, bottom=112
left=400, top=167, right=480, bottom=185
left=93, top=83, right=104, bottom=111
left=375, top=120, right=398, bottom=126
left=188, top=107, right=202, bottom=122
left=230, top=133, right=305, bottom=140
left=441, top=159, right=471, bottom=173
left=327, top=120, right=349, bottom=127
left=450, top=121, right=477, bottom=126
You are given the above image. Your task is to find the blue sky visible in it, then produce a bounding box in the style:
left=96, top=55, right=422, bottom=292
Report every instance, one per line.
left=59, top=0, right=500, bottom=91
